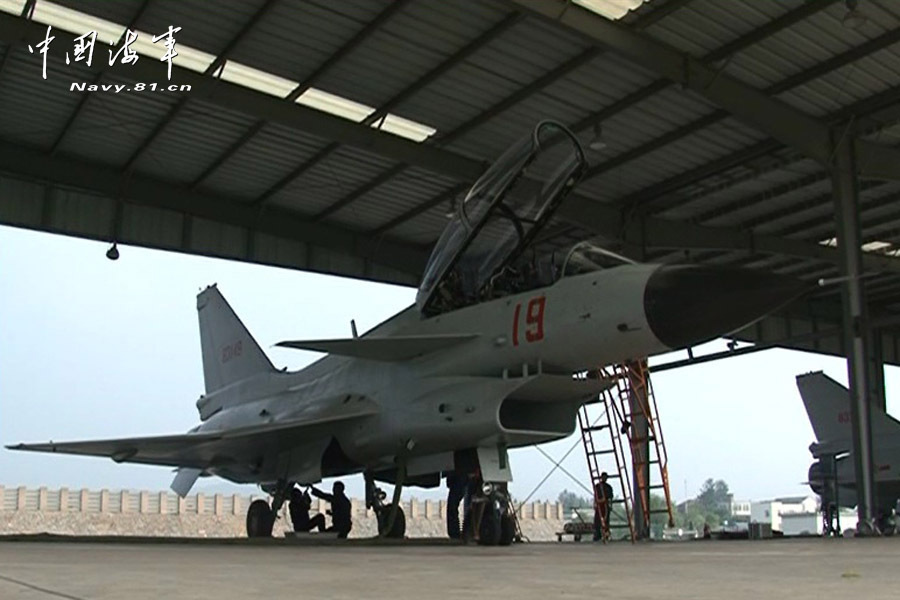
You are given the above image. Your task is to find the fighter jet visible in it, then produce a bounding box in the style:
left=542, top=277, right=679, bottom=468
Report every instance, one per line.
left=9, top=121, right=805, bottom=543
left=796, top=371, right=900, bottom=533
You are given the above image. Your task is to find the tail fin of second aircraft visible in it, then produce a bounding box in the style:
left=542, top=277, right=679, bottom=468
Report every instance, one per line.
left=796, top=371, right=900, bottom=444
left=197, top=284, right=275, bottom=393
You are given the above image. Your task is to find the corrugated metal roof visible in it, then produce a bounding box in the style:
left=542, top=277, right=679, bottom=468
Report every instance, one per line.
left=1, top=0, right=899, bottom=321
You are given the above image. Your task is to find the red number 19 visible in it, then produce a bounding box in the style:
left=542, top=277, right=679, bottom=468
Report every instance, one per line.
left=512, top=297, right=546, bottom=346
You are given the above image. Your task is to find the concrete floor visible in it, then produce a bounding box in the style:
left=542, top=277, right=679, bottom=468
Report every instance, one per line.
left=0, top=537, right=896, bottom=600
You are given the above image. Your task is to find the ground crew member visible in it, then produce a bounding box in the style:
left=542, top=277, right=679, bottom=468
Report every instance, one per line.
left=289, top=487, right=326, bottom=533
left=311, top=481, right=352, bottom=538
left=593, top=472, right=614, bottom=541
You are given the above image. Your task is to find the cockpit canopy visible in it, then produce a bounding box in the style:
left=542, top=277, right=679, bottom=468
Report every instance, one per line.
left=417, top=121, right=588, bottom=317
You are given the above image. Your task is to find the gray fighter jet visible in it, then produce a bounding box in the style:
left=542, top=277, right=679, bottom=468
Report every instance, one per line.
left=797, top=371, right=900, bottom=533
left=9, top=122, right=804, bottom=542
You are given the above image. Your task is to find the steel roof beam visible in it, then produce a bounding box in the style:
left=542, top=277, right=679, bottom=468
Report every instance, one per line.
left=47, top=0, right=152, bottom=155
left=2, top=11, right=894, bottom=275
left=313, top=164, right=407, bottom=221
left=691, top=81, right=900, bottom=211
left=509, top=0, right=900, bottom=181
left=354, top=0, right=695, bottom=234
left=0, top=0, right=34, bottom=82
left=0, top=13, right=487, bottom=181
left=370, top=183, right=469, bottom=236
left=286, top=0, right=414, bottom=103
left=554, top=196, right=900, bottom=274
left=253, top=143, right=339, bottom=207
left=622, top=81, right=900, bottom=217
left=191, top=0, right=414, bottom=189
left=566, top=0, right=839, bottom=149
left=120, top=0, right=278, bottom=173
left=701, top=194, right=900, bottom=273
left=583, top=26, right=900, bottom=191
left=0, top=139, right=427, bottom=278
left=292, top=12, right=522, bottom=217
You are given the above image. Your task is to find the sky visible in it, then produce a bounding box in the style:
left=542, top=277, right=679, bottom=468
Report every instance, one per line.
left=1, top=225, right=897, bottom=505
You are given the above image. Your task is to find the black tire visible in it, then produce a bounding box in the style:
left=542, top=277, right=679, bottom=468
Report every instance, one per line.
left=498, top=513, right=516, bottom=546
left=876, top=515, right=896, bottom=536
left=377, top=504, right=406, bottom=538
left=477, top=504, right=502, bottom=546
left=246, top=499, right=274, bottom=538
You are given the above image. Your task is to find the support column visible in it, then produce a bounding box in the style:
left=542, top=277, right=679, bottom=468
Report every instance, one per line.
left=627, top=361, right=651, bottom=540
left=831, top=133, right=876, bottom=532
left=868, top=330, right=886, bottom=413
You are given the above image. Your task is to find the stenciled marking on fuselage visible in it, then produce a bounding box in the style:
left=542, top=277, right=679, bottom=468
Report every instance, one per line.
left=512, top=296, right=546, bottom=347
left=221, top=340, right=243, bottom=363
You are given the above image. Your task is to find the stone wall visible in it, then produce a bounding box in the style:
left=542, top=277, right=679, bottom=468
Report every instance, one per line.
left=0, top=486, right=565, bottom=541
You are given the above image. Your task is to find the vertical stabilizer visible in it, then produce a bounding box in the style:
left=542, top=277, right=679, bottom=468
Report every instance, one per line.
left=197, top=285, right=274, bottom=393
left=796, top=371, right=900, bottom=444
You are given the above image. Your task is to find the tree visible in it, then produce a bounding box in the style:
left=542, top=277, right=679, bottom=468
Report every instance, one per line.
left=649, top=493, right=672, bottom=538
left=558, top=489, right=592, bottom=512
left=696, top=478, right=731, bottom=519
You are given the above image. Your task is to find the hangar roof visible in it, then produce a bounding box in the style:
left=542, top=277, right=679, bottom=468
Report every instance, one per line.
left=0, top=0, right=899, bottom=364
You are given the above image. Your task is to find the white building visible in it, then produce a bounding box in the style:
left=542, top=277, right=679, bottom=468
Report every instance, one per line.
left=730, top=499, right=752, bottom=519
left=781, top=509, right=859, bottom=536
left=750, top=495, right=818, bottom=532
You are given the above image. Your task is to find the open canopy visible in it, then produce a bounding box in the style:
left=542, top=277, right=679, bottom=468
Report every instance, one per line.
left=417, top=121, right=587, bottom=316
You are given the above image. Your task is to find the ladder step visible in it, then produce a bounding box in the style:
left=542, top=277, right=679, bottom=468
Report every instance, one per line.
left=583, top=425, right=609, bottom=432
left=589, top=449, right=616, bottom=456
left=648, top=509, right=671, bottom=514
left=629, top=437, right=657, bottom=444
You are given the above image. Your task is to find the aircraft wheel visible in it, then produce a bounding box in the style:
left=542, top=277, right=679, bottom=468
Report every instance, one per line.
left=498, top=513, right=516, bottom=546
left=247, top=499, right=274, bottom=538
left=876, top=514, right=896, bottom=536
left=477, top=505, right=502, bottom=546
left=377, top=504, right=406, bottom=538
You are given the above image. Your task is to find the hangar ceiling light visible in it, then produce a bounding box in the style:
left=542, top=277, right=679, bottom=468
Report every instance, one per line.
left=821, top=238, right=899, bottom=256
left=574, top=0, right=648, bottom=21
left=2, top=1, right=438, bottom=142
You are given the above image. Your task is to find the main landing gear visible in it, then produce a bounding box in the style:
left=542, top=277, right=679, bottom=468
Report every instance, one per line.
left=462, top=480, right=517, bottom=546
left=246, top=479, right=290, bottom=538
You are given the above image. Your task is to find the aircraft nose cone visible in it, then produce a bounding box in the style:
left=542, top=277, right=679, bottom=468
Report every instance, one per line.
left=643, top=265, right=808, bottom=350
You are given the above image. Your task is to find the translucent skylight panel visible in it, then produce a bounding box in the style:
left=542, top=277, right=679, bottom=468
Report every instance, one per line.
left=220, top=61, right=297, bottom=97
left=297, top=88, right=375, bottom=122
left=32, top=0, right=125, bottom=45
left=574, top=0, right=648, bottom=20
left=375, top=113, right=437, bottom=142
left=0, top=0, right=26, bottom=16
